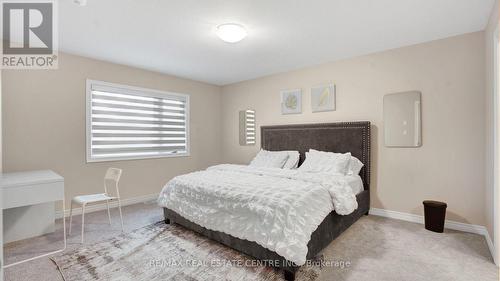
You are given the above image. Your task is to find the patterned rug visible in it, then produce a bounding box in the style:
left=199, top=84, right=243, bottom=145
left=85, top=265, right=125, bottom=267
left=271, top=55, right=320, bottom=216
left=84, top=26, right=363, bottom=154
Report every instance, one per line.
left=51, top=222, right=322, bottom=281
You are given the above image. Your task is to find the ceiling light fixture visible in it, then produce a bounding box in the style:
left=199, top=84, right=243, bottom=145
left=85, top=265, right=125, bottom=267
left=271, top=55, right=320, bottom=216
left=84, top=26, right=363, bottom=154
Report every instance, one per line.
left=216, top=23, right=247, bottom=43
left=74, top=0, right=87, bottom=6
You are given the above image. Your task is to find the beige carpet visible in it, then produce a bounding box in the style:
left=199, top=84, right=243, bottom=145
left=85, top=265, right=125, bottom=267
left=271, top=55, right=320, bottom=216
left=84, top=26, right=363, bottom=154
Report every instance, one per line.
left=4, top=201, right=163, bottom=281
left=4, top=201, right=499, bottom=281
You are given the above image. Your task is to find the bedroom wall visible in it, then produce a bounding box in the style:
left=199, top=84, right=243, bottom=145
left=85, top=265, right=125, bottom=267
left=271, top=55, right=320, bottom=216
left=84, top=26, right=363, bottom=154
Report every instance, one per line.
left=0, top=69, right=2, bottom=174
left=2, top=52, right=222, bottom=210
left=221, top=32, right=486, bottom=226
left=485, top=0, right=499, bottom=263
left=0, top=69, right=3, bottom=281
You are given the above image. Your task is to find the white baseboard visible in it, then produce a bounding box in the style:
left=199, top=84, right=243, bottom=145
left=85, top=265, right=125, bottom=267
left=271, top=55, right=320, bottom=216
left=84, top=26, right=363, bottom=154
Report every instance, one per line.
left=485, top=231, right=496, bottom=265
left=369, top=207, right=496, bottom=263
left=55, top=193, right=158, bottom=219
left=369, top=208, right=424, bottom=224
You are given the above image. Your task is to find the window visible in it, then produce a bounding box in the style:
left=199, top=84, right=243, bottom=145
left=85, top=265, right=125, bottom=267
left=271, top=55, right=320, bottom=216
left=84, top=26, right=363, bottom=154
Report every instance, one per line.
left=86, top=80, right=189, bottom=162
left=239, top=109, right=255, bottom=145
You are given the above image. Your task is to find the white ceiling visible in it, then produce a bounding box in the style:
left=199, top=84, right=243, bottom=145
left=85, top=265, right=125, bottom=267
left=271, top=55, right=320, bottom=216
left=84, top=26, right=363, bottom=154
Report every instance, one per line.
left=60, top=0, right=495, bottom=85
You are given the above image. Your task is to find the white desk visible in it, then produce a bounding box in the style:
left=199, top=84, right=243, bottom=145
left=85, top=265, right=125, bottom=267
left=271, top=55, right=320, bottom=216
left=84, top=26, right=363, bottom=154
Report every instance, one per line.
left=1, top=170, right=66, bottom=268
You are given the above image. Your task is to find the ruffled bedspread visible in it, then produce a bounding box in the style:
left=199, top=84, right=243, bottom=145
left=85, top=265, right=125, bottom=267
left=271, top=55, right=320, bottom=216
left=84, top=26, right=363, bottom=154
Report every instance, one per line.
left=157, top=164, right=357, bottom=265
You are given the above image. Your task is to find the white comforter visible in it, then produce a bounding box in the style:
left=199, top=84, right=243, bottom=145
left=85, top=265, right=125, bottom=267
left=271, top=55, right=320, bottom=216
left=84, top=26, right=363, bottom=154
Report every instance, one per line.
left=157, top=164, right=358, bottom=265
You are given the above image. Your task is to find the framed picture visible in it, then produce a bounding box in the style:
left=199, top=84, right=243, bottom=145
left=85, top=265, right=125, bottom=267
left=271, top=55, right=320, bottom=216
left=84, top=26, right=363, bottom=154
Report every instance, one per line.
left=281, top=89, right=302, bottom=114
left=311, top=84, right=336, bottom=112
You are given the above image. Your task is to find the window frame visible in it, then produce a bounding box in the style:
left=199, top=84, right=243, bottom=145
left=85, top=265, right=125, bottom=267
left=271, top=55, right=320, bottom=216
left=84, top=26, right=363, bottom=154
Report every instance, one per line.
left=86, top=79, right=190, bottom=163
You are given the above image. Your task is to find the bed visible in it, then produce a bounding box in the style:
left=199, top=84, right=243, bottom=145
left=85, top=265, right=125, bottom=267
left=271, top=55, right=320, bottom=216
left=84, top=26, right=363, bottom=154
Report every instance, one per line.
left=160, top=121, right=371, bottom=281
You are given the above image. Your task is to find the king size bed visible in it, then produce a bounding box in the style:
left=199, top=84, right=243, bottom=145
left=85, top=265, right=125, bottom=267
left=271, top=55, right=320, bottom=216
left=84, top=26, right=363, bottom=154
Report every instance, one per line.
left=158, top=122, right=371, bottom=281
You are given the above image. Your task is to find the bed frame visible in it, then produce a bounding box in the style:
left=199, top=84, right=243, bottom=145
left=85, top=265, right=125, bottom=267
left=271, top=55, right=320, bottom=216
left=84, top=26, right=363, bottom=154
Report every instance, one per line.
left=163, top=121, right=371, bottom=281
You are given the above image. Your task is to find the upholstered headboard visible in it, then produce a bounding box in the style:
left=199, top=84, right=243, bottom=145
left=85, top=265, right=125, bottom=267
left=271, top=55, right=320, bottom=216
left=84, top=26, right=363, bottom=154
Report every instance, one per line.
left=261, top=122, right=371, bottom=190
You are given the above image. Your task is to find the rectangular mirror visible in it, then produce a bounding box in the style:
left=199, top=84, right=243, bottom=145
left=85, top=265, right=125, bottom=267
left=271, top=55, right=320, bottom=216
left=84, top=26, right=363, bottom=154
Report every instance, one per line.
left=239, top=109, right=256, bottom=145
left=384, top=91, right=422, bottom=147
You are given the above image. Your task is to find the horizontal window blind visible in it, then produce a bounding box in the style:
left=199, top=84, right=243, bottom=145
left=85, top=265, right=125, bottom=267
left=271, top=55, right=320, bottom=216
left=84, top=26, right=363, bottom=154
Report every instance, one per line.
left=87, top=81, right=189, bottom=162
left=239, top=109, right=255, bottom=145
left=245, top=110, right=256, bottom=145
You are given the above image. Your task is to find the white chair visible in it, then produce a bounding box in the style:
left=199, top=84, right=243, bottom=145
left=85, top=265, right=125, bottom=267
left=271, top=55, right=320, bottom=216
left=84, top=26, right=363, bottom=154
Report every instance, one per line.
left=69, top=168, right=124, bottom=243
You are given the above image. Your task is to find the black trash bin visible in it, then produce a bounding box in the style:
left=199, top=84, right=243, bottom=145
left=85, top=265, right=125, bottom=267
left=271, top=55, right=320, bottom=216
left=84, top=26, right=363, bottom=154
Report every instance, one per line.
left=423, top=200, right=447, bottom=233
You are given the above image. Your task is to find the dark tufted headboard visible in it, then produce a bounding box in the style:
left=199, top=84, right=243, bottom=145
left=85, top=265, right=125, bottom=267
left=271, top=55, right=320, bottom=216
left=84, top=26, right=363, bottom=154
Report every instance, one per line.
left=261, top=122, right=371, bottom=190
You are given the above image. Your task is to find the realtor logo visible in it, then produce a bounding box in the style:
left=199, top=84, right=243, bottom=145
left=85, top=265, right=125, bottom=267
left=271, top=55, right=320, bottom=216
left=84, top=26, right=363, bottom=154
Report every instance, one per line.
left=1, top=0, right=58, bottom=69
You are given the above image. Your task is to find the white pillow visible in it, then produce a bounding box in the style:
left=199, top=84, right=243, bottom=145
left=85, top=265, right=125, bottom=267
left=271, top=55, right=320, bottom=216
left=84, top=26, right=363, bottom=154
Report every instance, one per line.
left=282, top=151, right=300, bottom=169
left=347, top=156, right=364, bottom=176
left=298, top=150, right=351, bottom=175
left=307, top=149, right=363, bottom=175
left=249, top=149, right=289, bottom=168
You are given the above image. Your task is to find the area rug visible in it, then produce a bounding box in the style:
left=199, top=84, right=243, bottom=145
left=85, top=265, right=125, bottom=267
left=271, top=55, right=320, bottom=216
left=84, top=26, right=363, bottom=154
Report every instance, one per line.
left=51, top=222, right=322, bottom=281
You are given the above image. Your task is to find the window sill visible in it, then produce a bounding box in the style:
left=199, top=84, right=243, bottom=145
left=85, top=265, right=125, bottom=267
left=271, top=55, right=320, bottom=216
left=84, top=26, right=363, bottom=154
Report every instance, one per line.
left=86, top=152, right=190, bottom=163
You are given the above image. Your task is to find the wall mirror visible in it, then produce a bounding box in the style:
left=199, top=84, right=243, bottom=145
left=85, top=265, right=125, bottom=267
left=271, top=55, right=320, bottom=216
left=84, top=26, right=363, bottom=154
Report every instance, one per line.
left=384, top=91, right=422, bottom=147
left=239, top=109, right=256, bottom=145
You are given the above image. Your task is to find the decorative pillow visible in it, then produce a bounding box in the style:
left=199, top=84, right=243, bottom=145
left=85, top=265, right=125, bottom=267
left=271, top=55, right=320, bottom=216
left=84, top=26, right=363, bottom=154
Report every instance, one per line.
left=249, top=149, right=289, bottom=168
left=298, top=150, right=351, bottom=175
left=347, top=156, right=364, bottom=175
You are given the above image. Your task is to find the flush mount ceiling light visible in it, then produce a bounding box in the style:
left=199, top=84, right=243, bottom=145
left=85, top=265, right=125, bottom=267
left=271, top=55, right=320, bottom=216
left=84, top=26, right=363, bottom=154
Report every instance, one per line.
left=216, top=23, right=247, bottom=43
left=74, top=0, right=87, bottom=6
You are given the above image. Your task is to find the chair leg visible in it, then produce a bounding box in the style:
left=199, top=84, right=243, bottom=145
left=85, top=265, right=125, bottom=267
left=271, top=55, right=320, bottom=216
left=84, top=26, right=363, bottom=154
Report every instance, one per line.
left=69, top=201, right=74, bottom=235
left=106, top=200, right=112, bottom=225
left=81, top=204, right=86, bottom=244
left=117, top=199, right=124, bottom=232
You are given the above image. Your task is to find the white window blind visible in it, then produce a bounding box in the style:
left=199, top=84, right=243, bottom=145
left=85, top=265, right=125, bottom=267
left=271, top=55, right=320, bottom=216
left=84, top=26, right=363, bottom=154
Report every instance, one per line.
left=239, top=109, right=255, bottom=145
left=86, top=80, right=189, bottom=162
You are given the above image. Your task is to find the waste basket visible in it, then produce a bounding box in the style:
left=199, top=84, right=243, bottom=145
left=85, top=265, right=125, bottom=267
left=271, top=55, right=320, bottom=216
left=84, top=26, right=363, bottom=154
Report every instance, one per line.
left=423, top=200, right=447, bottom=233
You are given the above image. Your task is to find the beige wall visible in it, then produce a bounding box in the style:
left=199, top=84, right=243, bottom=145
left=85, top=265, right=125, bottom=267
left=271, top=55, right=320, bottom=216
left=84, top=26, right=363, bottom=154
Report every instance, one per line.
left=221, top=32, right=486, bottom=226
left=0, top=69, right=2, bottom=173
left=485, top=0, right=499, bottom=262
left=2, top=52, right=222, bottom=209
left=0, top=69, right=3, bottom=281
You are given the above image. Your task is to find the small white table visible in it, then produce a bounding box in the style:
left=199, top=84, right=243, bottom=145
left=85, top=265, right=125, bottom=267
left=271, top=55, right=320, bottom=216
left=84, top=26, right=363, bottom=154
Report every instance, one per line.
left=1, top=170, right=66, bottom=268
